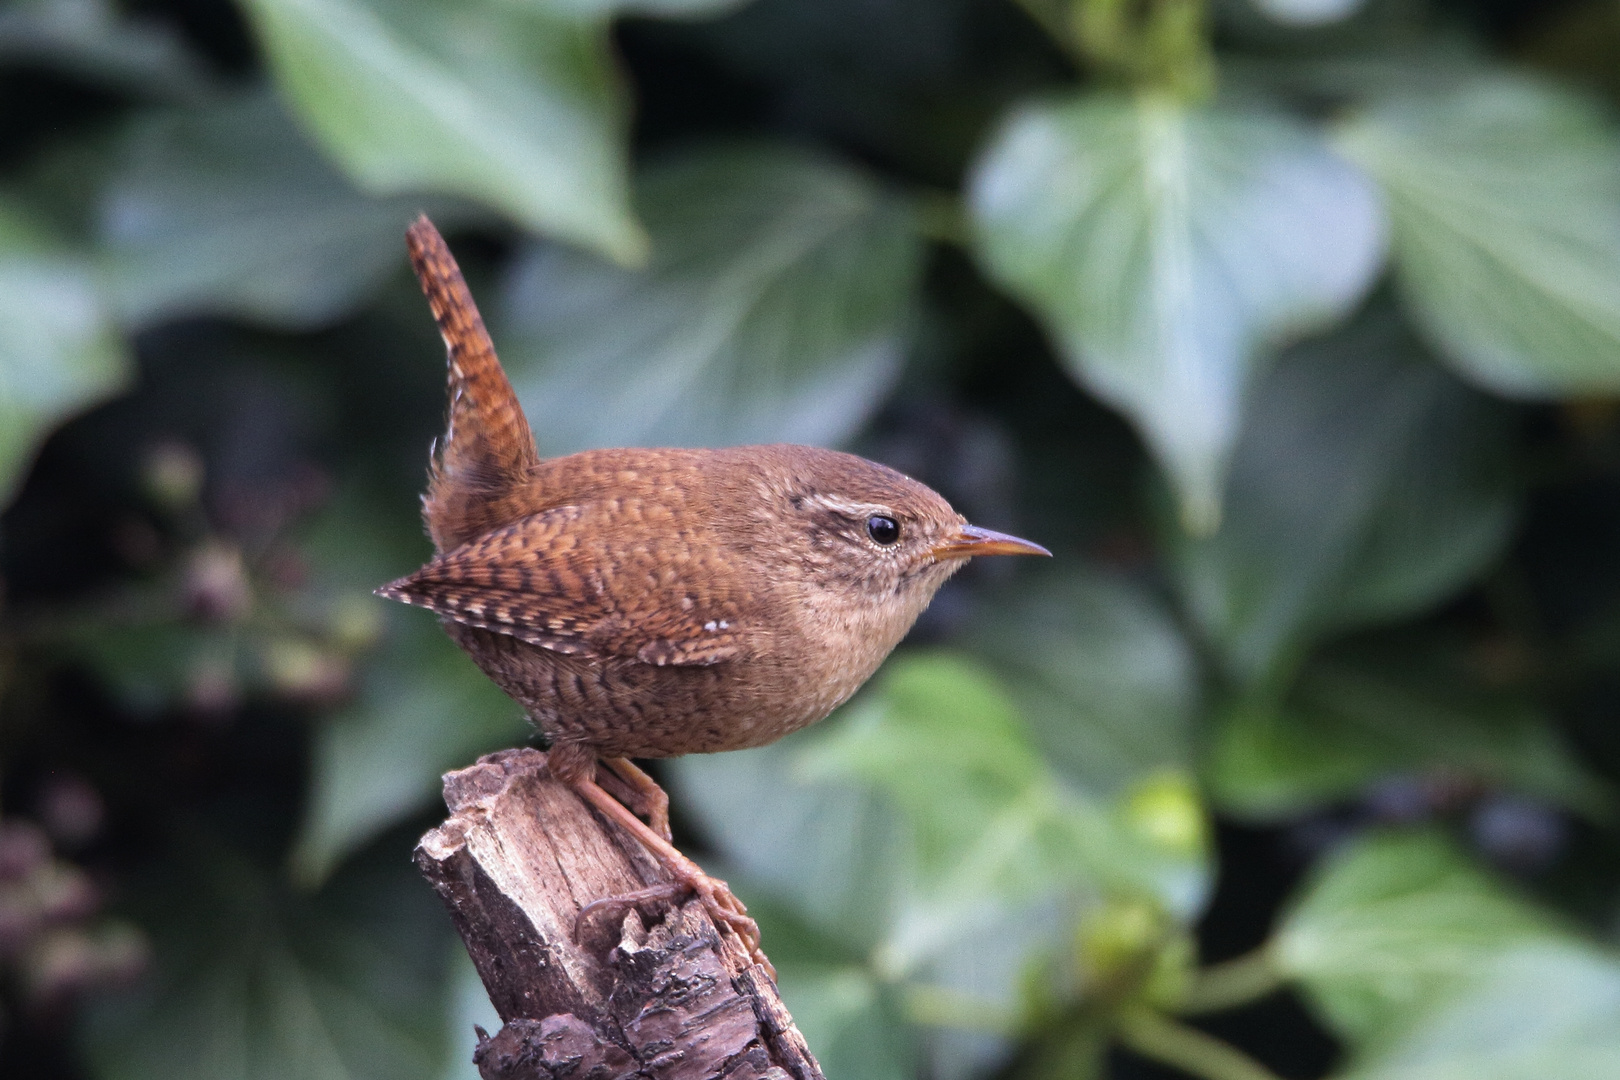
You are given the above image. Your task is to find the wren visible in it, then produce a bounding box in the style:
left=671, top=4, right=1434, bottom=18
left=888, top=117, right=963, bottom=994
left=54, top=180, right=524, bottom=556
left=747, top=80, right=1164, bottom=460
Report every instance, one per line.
left=378, top=217, right=1049, bottom=968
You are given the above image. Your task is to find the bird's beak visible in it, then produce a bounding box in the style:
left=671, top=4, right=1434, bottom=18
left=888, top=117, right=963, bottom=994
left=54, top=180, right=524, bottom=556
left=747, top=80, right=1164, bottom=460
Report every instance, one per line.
left=930, top=524, right=1052, bottom=561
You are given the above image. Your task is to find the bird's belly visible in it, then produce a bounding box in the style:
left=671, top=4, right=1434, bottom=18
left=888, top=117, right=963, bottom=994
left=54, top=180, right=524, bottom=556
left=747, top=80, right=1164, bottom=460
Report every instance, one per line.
left=448, top=623, right=855, bottom=759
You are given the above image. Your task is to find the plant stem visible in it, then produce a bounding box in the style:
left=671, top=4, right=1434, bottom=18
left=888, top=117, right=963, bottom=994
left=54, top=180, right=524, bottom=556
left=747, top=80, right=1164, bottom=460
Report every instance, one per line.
left=1178, top=948, right=1287, bottom=1015
left=1117, top=1008, right=1284, bottom=1080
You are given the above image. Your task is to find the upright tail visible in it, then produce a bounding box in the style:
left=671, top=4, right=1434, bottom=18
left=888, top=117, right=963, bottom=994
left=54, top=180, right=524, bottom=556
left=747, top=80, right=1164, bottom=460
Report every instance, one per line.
left=406, top=216, right=540, bottom=552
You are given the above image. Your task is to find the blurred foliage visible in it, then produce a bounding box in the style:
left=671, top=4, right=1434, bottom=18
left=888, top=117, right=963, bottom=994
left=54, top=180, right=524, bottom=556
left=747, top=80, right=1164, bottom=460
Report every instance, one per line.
left=3, top=0, right=1620, bottom=1079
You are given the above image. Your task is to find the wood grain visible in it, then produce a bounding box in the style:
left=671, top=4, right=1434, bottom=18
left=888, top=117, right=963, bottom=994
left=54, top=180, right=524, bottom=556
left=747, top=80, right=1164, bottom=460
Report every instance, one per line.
left=415, top=748, right=825, bottom=1080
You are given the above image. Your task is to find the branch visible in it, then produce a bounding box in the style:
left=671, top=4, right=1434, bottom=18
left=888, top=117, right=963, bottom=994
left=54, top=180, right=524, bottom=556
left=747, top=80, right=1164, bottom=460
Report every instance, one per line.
left=415, top=748, right=824, bottom=1080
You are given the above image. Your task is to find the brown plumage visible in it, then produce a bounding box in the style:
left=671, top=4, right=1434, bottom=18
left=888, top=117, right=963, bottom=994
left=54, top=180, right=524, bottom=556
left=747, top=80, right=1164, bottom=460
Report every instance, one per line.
left=378, top=217, right=1049, bottom=969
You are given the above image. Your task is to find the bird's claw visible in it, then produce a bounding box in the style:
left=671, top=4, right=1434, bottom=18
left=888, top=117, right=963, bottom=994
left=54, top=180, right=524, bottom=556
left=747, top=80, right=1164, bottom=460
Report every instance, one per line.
left=574, top=875, right=772, bottom=977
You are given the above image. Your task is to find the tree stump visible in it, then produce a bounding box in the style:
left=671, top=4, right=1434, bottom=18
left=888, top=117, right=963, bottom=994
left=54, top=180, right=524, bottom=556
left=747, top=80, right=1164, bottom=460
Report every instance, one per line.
left=414, top=747, right=825, bottom=1080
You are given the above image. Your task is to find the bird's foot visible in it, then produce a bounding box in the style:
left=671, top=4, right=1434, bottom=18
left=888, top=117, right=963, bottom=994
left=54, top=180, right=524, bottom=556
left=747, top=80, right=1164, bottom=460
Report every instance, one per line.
left=678, top=868, right=767, bottom=972
left=575, top=881, right=687, bottom=933
left=573, top=871, right=768, bottom=975
left=566, top=772, right=773, bottom=977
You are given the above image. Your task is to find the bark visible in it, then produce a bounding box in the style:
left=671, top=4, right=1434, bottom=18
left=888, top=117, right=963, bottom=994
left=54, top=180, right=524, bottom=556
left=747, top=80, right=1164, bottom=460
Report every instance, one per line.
left=415, top=748, right=825, bottom=1080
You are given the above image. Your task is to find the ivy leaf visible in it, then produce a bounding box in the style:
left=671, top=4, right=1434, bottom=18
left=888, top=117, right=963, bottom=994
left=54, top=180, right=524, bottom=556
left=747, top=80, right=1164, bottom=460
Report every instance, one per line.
left=498, top=144, right=922, bottom=454
left=776, top=963, right=918, bottom=1080
left=0, top=0, right=209, bottom=97
left=670, top=737, right=910, bottom=952
left=671, top=653, right=1212, bottom=1068
left=970, top=92, right=1385, bottom=531
left=0, top=198, right=129, bottom=507
left=966, top=564, right=1199, bottom=798
left=1250, top=0, right=1367, bottom=28
left=1166, top=310, right=1517, bottom=688
left=1209, top=636, right=1611, bottom=821
left=81, top=827, right=456, bottom=1080
left=543, top=0, right=748, bottom=14
left=1276, top=830, right=1569, bottom=1044
left=1337, top=76, right=1620, bottom=397
left=240, top=0, right=646, bottom=262
left=1341, top=942, right=1620, bottom=1080
left=99, top=90, right=436, bottom=331
left=1278, top=831, right=1620, bottom=1079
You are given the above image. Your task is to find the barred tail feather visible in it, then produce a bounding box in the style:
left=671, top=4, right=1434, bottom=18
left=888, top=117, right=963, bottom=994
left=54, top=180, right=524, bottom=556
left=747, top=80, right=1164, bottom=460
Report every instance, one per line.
left=406, top=216, right=539, bottom=552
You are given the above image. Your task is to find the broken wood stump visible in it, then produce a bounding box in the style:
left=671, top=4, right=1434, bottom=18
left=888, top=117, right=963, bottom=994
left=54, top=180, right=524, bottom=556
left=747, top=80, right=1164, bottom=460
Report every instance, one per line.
left=414, top=747, right=825, bottom=1080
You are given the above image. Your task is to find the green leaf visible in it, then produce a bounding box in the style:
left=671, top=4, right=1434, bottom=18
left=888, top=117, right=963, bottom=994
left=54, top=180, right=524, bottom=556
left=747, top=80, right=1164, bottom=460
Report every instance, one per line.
left=1166, top=310, right=1517, bottom=688
left=0, top=0, right=209, bottom=97
left=538, top=0, right=747, bottom=14
left=0, top=198, right=129, bottom=507
left=671, top=654, right=1211, bottom=1033
left=1340, top=942, right=1620, bottom=1080
left=497, top=144, right=922, bottom=454
left=668, top=744, right=988, bottom=1080
left=81, top=827, right=455, bottom=1080
left=240, top=0, right=646, bottom=262
left=290, top=496, right=529, bottom=884
left=777, top=966, right=917, bottom=1080
left=723, top=891, right=928, bottom=1080
left=670, top=736, right=911, bottom=951
left=966, top=564, right=1199, bottom=797
left=99, top=89, right=433, bottom=331
left=1336, top=76, right=1620, bottom=397
left=970, top=92, right=1385, bottom=531
left=794, top=655, right=1051, bottom=882
left=1209, top=638, right=1611, bottom=821
left=1281, top=831, right=1620, bottom=1079
left=1276, top=830, right=1569, bottom=1044
left=1250, top=0, right=1366, bottom=28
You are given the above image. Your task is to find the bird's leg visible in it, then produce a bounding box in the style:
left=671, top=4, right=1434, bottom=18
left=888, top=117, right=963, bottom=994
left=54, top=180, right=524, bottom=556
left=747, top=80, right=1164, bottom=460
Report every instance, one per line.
left=543, top=744, right=771, bottom=974
left=598, top=757, right=672, bottom=841
left=568, top=777, right=771, bottom=975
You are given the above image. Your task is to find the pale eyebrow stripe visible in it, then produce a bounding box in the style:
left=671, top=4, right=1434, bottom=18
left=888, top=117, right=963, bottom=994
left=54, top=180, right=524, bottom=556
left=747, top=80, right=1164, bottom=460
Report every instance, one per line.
left=803, top=495, right=891, bottom=517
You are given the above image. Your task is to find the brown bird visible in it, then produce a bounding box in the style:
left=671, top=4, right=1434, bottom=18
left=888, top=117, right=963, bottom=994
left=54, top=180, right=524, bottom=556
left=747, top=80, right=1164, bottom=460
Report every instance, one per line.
left=378, top=216, right=1049, bottom=970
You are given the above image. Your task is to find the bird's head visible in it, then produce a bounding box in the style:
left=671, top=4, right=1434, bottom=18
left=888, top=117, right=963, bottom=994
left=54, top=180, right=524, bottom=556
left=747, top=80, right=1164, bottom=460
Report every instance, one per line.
left=731, top=445, right=1049, bottom=644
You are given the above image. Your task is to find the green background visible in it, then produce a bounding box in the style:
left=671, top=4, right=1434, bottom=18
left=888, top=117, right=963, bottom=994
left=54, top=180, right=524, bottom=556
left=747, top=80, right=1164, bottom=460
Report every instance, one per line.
left=4, top=0, right=1620, bottom=1078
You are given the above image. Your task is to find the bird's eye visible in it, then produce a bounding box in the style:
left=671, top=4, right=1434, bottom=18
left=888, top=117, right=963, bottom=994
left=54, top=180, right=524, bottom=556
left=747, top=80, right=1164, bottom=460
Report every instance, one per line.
left=866, top=515, right=901, bottom=545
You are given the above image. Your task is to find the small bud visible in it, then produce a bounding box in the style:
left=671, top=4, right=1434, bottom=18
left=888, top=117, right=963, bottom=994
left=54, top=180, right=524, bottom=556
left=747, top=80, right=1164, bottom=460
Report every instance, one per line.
left=27, top=927, right=97, bottom=1001
left=0, top=821, right=50, bottom=881
left=35, top=864, right=98, bottom=923
left=329, top=594, right=384, bottom=652
left=183, top=541, right=252, bottom=622
left=1076, top=898, right=1193, bottom=1008
left=23, top=923, right=146, bottom=1003
left=1121, top=771, right=1207, bottom=859
left=142, top=442, right=204, bottom=511
left=0, top=885, right=41, bottom=955
left=262, top=637, right=350, bottom=705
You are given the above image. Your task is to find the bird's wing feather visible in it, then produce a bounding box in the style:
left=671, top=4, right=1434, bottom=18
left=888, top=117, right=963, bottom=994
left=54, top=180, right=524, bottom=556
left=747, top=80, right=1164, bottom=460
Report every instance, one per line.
left=376, top=503, right=752, bottom=666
